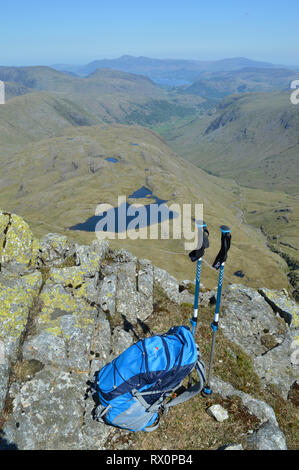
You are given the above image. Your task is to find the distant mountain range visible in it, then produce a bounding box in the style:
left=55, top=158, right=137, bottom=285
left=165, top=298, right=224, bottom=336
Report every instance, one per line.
left=52, top=55, right=289, bottom=84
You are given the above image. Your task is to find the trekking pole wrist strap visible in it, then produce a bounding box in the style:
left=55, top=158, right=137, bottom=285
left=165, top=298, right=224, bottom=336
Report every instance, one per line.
left=213, top=226, right=231, bottom=270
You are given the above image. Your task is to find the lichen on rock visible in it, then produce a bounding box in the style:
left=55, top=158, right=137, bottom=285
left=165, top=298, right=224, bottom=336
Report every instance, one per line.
left=0, top=211, right=40, bottom=274
left=0, top=212, right=296, bottom=450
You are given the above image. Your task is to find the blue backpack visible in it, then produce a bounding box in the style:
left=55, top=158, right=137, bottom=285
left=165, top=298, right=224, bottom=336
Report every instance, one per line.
left=94, top=326, right=206, bottom=432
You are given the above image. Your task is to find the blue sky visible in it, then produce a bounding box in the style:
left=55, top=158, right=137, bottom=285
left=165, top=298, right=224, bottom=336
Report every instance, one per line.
left=1, top=0, right=298, bottom=66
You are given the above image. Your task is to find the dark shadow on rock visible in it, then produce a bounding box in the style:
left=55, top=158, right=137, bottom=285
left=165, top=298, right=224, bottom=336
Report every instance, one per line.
left=121, top=315, right=139, bottom=340
left=86, top=373, right=111, bottom=425
left=137, top=318, right=153, bottom=336
left=0, top=430, right=18, bottom=450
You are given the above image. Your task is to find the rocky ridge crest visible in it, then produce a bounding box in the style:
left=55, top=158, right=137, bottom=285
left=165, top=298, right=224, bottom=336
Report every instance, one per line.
left=0, top=210, right=298, bottom=450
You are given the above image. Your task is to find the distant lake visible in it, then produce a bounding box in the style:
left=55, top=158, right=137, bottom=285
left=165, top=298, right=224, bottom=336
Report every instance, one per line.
left=70, top=186, right=178, bottom=233
left=105, top=157, right=119, bottom=163
left=129, top=186, right=167, bottom=205
left=234, top=270, right=245, bottom=278
left=152, top=78, right=192, bottom=87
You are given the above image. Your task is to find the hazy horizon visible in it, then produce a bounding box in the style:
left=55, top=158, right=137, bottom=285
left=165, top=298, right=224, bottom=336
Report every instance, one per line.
left=0, top=54, right=298, bottom=70
left=1, top=0, right=298, bottom=67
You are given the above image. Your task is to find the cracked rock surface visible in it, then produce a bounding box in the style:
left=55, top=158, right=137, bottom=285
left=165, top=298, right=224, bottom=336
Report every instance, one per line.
left=0, top=211, right=297, bottom=450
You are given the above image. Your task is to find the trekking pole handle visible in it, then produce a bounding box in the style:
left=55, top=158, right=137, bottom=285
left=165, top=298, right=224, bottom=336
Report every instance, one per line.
left=212, top=225, right=231, bottom=270
left=189, top=220, right=209, bottom=263
left=212, top=226, right=230, bottom=326
left=189, top=220, right=208, bottom=334
left=202, top=226, right=231, bottom=398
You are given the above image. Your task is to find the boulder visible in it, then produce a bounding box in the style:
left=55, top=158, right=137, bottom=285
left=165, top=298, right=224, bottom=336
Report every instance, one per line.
left=154, top=266, right=180, bottom=304
left=211, top=377, right=278, bottom=427
left=38, top=233, right=73, bottom=267
left=103, top=256, right=153, bottom=325
left=221, top=284, right=286, bottom=357
left=247, top=421, right=287, bottom=450
left=254, top=329, right=299, bottom=399
left=0, top=366, right=109, bottom=450
left=207, top=404, right=229, bottom=422
left=0, top=211, right=39, bottom=274
left=221, top=285, right=298, bottom=399
left=179, top=289, right=195, bottom=305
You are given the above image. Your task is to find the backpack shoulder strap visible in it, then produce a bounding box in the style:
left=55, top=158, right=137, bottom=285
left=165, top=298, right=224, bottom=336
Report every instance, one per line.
left=144, top=415, right=161, bottom=432
left=164, top=358, right=206, bottom=410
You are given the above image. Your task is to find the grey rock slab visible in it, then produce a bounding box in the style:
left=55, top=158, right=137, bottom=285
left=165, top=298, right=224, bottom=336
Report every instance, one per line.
left=179, top=290, right=195, bottom=305
left=90, top=239, right=109, bottom=261
left=211, top=377, right=278, bottom=427
left=153, top=266, right=180, bottom=304
left=0, top=366, right=101, bottom=450
left=38, top=233, right=74, bottom=267
left=221, top=284, right=287, bottom=357
left=0, top=271, right=42, bottom=414
left=137, top=259, right=153, bottom=300
left=247, top=421, right=287, bottom=450
left=254, top=329, right=299, bottom=399
left=23, top=281, right=98, bottom=371
left=98, top=275, right=117, bottom=315
left=110, top=326, right=134, bottom=357
left=259, top=288, right=299, bottom=328
left=89, top=309, right=111, bottom=378
left=74, top=244, right=102, bottom=277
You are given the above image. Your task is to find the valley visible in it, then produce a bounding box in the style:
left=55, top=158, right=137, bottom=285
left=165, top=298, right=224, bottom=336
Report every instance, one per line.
left=0, top=63, right=298, bottom=298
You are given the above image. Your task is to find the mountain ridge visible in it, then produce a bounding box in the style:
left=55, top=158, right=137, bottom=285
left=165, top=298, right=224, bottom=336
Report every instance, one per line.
left=52, top=55, right=285, bottom=82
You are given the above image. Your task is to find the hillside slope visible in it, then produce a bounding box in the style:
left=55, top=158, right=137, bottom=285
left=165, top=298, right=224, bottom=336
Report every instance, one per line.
left=0, top=124, right=288, bottom=291
left=0, top=66, right=197, bottom=126
left=155, top=91, right=299, bottom=193
left=0, top=91, right=101, bottom=153
left=183, top=68, right=297, bottom=99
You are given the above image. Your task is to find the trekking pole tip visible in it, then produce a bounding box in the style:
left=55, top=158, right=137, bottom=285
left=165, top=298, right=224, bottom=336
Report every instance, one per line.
left=201, top=386, right=213, bottom=398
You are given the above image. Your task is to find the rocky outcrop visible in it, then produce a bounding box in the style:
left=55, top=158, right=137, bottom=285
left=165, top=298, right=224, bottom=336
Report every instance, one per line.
left=0, top=212, right=182, bottom=449
left=247, top=422, right=287, bottom=451
left=0, top=211, right=297, bottom=450
left=258, top=287, right=299, bottom=328
left=0, top=211, right=39, bottom=274
left=221, top=285, right=299, bottom=400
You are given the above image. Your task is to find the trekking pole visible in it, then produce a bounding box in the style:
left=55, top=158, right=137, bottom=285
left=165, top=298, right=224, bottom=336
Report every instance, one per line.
left=188, top=220, right=209, bottom=387
left=202, top=225, right=231, bottom=397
